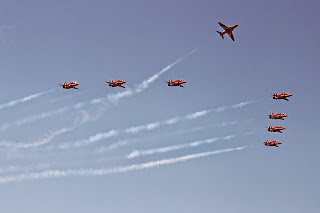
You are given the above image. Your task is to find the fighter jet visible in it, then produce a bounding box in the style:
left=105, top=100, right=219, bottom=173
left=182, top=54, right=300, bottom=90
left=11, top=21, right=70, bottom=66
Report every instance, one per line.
left=268, top=112, right=288, bottom=120
left=59, top=81, right=79, bottom=90
left=216, top=22, right=239, bottom=41
left=266, top=125, right=286, bottom=133
left=271, top=92, right=292, bottom=101
left=105, top=80, right=126, bottom=88
left=165, top=78, right=187, bottom=88
left=263, top=139, right=282, bottom=147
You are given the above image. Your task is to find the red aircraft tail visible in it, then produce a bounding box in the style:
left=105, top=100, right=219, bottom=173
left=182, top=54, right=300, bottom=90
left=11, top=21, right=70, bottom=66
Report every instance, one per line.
left=216, top=31, right=224, bottom=39
left=268, top=125, right=271, bottom=131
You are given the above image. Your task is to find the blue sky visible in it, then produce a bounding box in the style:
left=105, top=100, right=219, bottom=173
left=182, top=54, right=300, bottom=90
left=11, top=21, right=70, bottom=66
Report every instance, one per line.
left=0, top=0, right=319, bottom=212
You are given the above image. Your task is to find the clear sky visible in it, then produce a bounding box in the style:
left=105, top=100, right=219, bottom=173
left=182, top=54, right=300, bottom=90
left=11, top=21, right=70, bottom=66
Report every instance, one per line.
left=0, top=0, right=319, bottom=212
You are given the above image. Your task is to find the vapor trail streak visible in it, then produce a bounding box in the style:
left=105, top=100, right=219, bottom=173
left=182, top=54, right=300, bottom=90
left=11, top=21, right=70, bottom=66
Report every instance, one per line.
left=0, top=89, right=54, bottom=110
left=108, top=48, right=199, bottom=103
left=0, top=127, right=73, bottom=148
left=0, top=110, right=91, bottom=148
left=0, top=107, right=69, bottom=131
left=0, top=146, right=246, bottom=184
left=61, top=100, right=253, bottom=149
left=127, top=135, right=236, bottom=159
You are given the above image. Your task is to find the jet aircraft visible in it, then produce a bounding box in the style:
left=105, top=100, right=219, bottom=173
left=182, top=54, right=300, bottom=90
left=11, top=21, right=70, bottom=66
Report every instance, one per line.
left=165, top=78, right=187, bottom=88
left=59, top=81, right=79, bottom=90
left=268, top=112, right=288, bottom=120
left=271, top=92, right=292, bottom=101
left=267, top=125, right=286, bottom=133
left=263, top=139, right=282, bottom=147
left=105, top=80, right=126, bottom=88
left=216, top=22, right=239, bottom=41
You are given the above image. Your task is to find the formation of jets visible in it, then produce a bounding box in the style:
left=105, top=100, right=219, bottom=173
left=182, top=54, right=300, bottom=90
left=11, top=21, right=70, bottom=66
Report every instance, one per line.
left=56, top=23, right=293, bottom=150
left=265, top=92, right=293, bottom=147
left=59, top=78, right=188, bottom=90
left=59, top=22, right=240, bottom=91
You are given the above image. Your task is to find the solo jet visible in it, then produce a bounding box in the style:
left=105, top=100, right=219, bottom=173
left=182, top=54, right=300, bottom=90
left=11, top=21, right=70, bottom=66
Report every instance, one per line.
left=268, top=112, right=288, bottom=120
left=105, top=80, right=126, bottom=88
left=59, top=81, right=79, bottom=90
left=267, top=125, right=286, bottom=133
left=263, top=139, right=282, bottom=147
left=271, top=92, right=292, bottom=101
left=165, top=78, right=187, bottom=88
left=216, top=22, right=239, bottom=41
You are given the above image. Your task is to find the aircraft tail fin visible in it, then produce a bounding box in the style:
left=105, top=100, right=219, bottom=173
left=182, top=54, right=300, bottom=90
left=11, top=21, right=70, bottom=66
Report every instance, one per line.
left=216, top=31, right=224, bottom=39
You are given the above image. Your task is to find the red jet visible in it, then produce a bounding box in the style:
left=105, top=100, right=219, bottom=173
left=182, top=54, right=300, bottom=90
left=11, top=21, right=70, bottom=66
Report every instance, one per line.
left=271, top=92, right=292, bottom=101
left=267, top=125, right=286, bottom=133
left=268, top=112, right=288, bottom=120
left=216, top=22, right=239, bottom=41
left=165, top=78, right=187, bottom=88
left=105, top=80, right=126, bottom=88
left=59, top=81, right=79, bottom=90
left=263, top=139, right=282, bottom=147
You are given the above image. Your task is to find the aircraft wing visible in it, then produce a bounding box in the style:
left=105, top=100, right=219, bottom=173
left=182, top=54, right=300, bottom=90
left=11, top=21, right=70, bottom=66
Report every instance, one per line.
left=228, top=32, right=235, bottom=41
left=218, top=22, right=228, bottom=30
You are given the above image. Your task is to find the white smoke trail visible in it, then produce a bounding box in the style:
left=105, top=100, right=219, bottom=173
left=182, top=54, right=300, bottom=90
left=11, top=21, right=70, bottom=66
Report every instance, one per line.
left=108, top=48, right=199, bottom=103
left=0, top=99, right=90, bottom=131
left=219, top=121, right=238, bottom=127
left=0, top=110, right=91, bottom=148
left=0, top=89, right=54, bottom=110
left=60, top=100, right=253, bottom=149
left=96, top=140, right=129, bottom=153
left=0, top=164, right=50, bottom=175
left=163, top=102, right=252, bottom=126
left=165, top=121, right=238, bottom=137
left=243, top=131, right=255, bottom=136
left=0, top=146, right=245, bottom=184
left=0, top=127, right=73, bottom=148
left=125, top=122, right=161, bottom=134
left=231, top=101, right=253, bottom=109
left=59, top=130, right=119, bottom=149
left=127, top=135, right=236, bottom=159
left=0, top=107, right=69, bottom=131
